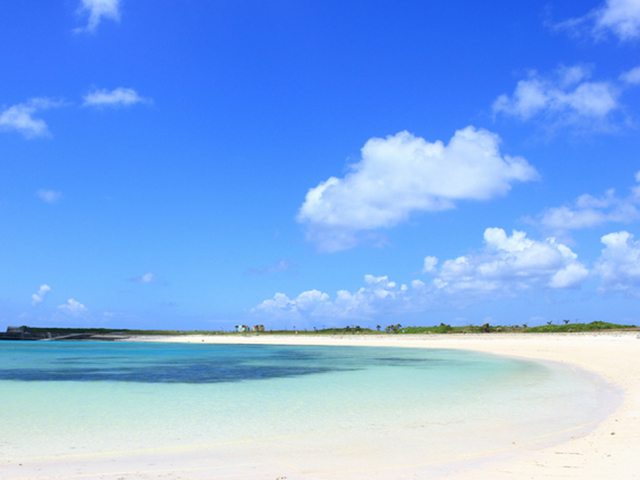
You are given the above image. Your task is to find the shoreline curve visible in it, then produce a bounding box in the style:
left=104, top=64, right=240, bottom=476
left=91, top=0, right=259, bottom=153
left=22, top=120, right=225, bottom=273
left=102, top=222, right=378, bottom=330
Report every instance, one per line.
left=4, top=332, right=638, bottom=479
left=125, top=331, right=640, bottom=479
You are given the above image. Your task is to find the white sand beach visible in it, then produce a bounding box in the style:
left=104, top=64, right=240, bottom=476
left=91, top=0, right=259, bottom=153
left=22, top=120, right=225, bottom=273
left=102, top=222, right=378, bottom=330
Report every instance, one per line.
left=4, top=332, right=639, bottom=479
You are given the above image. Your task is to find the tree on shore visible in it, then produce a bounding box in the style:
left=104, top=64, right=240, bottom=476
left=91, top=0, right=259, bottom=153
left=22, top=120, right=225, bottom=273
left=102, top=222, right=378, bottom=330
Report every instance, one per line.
left=385, top=323, right=402, bottom=333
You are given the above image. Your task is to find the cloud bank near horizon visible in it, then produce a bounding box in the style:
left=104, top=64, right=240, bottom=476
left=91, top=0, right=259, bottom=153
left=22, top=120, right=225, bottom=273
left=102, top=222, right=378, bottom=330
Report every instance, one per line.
left=57, top=298, right=90, bottom=317
left=256, top=225, right=640, bottom=325
left=254, top=228, right=590, bottom=325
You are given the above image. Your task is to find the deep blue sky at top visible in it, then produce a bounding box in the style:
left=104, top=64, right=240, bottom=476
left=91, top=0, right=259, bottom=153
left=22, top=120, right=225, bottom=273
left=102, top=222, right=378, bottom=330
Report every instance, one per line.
left=2, top=0, right=640, bottom=330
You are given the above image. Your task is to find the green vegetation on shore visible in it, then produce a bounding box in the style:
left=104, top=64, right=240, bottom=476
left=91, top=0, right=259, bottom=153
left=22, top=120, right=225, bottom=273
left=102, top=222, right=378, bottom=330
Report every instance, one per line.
left=397, top=321, right=638, bottom=334
left=18, top=321, right=638, bottom=337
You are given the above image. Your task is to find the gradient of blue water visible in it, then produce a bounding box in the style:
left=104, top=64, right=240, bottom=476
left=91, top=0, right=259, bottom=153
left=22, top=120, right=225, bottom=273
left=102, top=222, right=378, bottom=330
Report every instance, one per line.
left=0, top=341, right=345, bottom=383
left=0, top=341, right=617, bottom=464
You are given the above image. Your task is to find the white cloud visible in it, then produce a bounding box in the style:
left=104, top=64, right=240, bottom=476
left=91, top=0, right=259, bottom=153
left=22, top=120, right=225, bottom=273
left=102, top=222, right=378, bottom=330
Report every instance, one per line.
left=31, top=285, right=51, bottom=306
left=75, top=0, right=121, bottom=33
left=620, top=65, right=640, bottom=84
left=595, top=0, right=640, bottom=40
left=549, top=263, right=592, bottom=289
left=493, top=66, right=619, bottom=128
left=554, top=0, right=640, bottom=42
left=0, top=98, right=62, bottom=139
left=536, top=174, right=640, bottom=235
left=37, top=189, right=62, bottom=203
left=130, top=272, right=158, bottom=283
left=253, top=275, right=413, bottom=325
left=255, top=292, right=301, bottom=320
left=297, top=126, right=538, bottom=252
left=57, top=298, right=90, bottom=316
left=433, top=228, right=588, bottom=294
left=83, top=88, right=148, bottom=108
left=422, top=256, right=438, bottom=273
left=254, top=228, right=587, bottom=324
left=595, top=231, right=640, bottom=294
left=568, top=0, right=640, bottom=42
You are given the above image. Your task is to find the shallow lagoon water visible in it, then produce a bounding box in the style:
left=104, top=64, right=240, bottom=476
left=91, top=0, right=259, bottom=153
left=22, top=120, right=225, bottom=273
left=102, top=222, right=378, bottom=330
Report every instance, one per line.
left=0, top=341, right=618, bottom=475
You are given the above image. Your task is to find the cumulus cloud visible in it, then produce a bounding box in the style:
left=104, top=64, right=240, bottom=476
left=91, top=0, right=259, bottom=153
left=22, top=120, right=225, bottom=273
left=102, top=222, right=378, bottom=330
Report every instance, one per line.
left=595, top=231, right=640, bottom=293
left=0, top=98, right=62, bottom=138
left=37, top=189, right=62, bottom=203
left=620, top=65, right=640, bottom=84
left=254, top=229, right=587, bottom=324
left=535, top=173, right=640, bottom=235
left=556, top=0, right=640, bottom=42
left=594, top=231, right=640, bottom=294
left=83, top=88, right=148, bottom=108
left=130, top=272, right=158, bottom=283
left=31, top=285, right=51, bottom=306
left=57, top=298, right=90, bottom=316
left=253, top=275, right=413, bottom=325
left=75, top=0, right=121, bottom=33
left=297, top=126, right=538, bottom=252
left=493, top=65, right=620, bottom=129
left=432, top=228, right=588, bottom=294
left=422, top=256, right=438, bottom=273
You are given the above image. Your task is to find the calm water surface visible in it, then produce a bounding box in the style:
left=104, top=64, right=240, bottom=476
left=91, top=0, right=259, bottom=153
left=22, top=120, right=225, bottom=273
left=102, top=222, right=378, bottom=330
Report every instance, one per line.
left=0, top=341, right=618, bottom=464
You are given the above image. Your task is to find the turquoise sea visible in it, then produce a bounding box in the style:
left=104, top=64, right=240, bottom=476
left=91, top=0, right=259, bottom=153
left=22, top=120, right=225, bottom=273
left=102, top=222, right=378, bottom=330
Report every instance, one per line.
left=0, top=341, right=619, bottom=476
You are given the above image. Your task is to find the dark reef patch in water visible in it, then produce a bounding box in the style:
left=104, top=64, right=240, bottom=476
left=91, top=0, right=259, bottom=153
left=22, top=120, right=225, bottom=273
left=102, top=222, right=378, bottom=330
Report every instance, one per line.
left=0, top=362, right=344, bottom=383
left=0, top=342, right=451, bottom=384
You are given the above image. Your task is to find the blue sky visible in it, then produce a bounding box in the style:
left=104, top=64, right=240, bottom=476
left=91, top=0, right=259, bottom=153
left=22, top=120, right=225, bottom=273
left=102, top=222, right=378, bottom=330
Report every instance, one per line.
left=2, top=0, right=640, bottom=330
